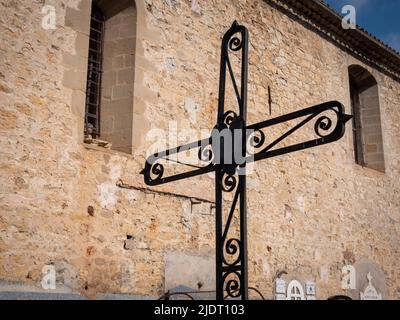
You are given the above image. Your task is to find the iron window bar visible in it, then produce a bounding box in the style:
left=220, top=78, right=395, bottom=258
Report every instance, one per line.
left=84, top=3, right=105, bottom=140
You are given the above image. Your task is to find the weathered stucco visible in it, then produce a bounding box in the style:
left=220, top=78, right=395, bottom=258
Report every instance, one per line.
left=0, top=0, right=399, bottom=299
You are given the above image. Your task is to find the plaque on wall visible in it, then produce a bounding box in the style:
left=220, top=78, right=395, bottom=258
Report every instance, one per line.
left=305, top=281, right=316, bottom=296
left=275, top=278, right=286, bottom=294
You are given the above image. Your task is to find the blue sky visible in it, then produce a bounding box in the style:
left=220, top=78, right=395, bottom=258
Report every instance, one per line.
left=324, top=0, right=400, bottom=53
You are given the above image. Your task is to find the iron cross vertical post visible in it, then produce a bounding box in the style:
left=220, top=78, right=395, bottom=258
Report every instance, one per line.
left=215, top=22, right=249, bottom=300
left=140, top=21, right=352, bottom=300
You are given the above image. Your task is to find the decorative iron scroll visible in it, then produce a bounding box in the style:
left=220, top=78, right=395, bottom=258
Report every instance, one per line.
left=141, top=101, right=351, bottom=187
left=141, top=137, right=214, bottom=186
left=140, top=21, right=352, bottom=300
left=246, top=100, right=353, bottom=163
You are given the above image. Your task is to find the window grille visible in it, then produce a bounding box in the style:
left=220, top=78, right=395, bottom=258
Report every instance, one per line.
left=84, top=3, right=105, bottom=139
left=349, top=80, right=365, bottom=166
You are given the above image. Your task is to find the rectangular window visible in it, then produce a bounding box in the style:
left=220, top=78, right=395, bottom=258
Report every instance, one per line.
left=83, top=2, right=136, bottom=154
left=349, top=79, right=364, bottom=166
left=84, top=4, right=105, bottom=139
left=349, top=65, right=385, bottom=172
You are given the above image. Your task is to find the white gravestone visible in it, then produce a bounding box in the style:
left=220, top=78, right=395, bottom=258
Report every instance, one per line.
left=275, top=278, right=286, bottom=300
left=360, top=273, right=382, bottom=300
left=305, top=281, right=316, bottom=300
left=341, top=265, right=356, bottom=290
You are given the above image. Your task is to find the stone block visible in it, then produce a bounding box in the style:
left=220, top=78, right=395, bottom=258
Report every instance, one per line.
left=102, top=71, right=117, bottom=89
left=62, top=52, right=87, bottom=71
left=101, top=116, right=115, bottom=134
left=114, top=38, right=136, bottom=55
left=104, top=25, right=120, bottom=42
left=62, top=70, right=87, bottom=91
left=121, top=14, right=137, bottom=28
left=365, top=153, right=385, bottom=164
left=132, top=114, right=149, bottom=133
left=361, top=106, right=380, bottom=116
left=102, top=86, right=112, bottom=99
left=71, top=90, right=86, bottom=117
left=366, top=134, right=383, bottom=144
left=112, top=56, right=125, bottom=69
left=106, top=98, right=132, bottom=114
left=112, top=84, right=133, bottom=100
left=191, top=201, right=211, bottom=215
left=124, top=54, right=136, bottom=67
left=104, top=40, right=117, bottom=57
left=75, top=32, right=90, bottom=58
left=114, top=113, right=133, bottom=131
left=135, top=54, right=156, bottom=72
left=165, top=252, right=215, bottom=292
left=117, top=68, right=135, bottom=84
left=363, top=124, right=381, bottom=134
left=119, top=24, right=136, bottom=39
left=113, top=146, right=133, bottom=154
left=102, top=57, right=113, bottom=73
left=365, top=144, right=378, bottom=153
left=362, top=116, right=380, bottom=126
left=65, top=7, right=91, bottom=35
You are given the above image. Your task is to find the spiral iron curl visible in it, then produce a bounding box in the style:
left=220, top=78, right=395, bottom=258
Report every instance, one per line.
left=198, top=144, right=213, bottom=163
left=150, top=162, right=164, bottom=182
left=223, top=110, right=238, bottom=127
left=223, top=238, right=241, bottom=266
left=221, top=173, right=237, bottom=192
left=223, top=271, right=242, bottom=298
left=229, top=36, right=243, bottom=52
left=248, top=129, right=266, bottom=149
left=314, top=115, right=334, bottom=137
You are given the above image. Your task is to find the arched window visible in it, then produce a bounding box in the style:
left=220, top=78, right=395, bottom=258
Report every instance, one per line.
left=348, top=65, right=385, bottom=172
left=84, top=0, right=136, bottom=154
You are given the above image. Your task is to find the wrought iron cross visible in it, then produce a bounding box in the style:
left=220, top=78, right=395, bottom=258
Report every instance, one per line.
left=141, top=21, right=352, bottom=300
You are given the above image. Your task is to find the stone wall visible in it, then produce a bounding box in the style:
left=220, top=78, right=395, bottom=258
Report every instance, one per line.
left=0, top=0, right=399, bottom=300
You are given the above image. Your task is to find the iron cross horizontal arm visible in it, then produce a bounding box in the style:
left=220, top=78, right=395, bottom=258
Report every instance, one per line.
left=140, top=21, right=352, bottom=300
